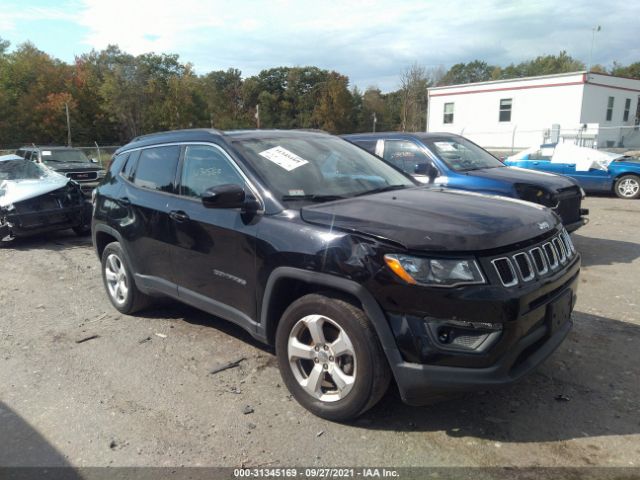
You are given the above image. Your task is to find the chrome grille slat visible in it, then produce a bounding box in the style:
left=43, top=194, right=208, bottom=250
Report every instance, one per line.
left=491, top=257, right=518, bottom=287
left=513, top=252, right=534, bottom=282
left=491, top=229, right=575, bottom=286
left=552, top=238, right=567, bottom=264
left=542, top=242, right=559, bottom=270
left=65, top=171, right=99, bottom=182
left=529, top=247, right=548, bottom=275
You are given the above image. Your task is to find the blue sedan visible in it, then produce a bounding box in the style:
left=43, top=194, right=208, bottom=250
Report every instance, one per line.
left=505, top=143, right=640, bottom=199
left=343, top=132, right=588, bottom=232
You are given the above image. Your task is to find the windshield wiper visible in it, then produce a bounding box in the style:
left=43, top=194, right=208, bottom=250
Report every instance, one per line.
left=281, top=194, right=347, bottom=202
left=354, top=184, right=409, bottom=197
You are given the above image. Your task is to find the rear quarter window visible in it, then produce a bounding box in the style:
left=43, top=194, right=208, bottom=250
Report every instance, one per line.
left=108, top=152, right=129, bottom=177
left=132, top=146, right=180, bottom=193
left=352, top=140, right=377, bottom=154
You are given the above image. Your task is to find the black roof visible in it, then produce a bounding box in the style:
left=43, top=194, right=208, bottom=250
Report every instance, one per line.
left=118, top=128, right=331, bottom=154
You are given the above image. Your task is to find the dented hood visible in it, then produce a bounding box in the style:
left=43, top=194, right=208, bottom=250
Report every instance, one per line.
left=0, top=170, right=71, bottom=208
left=300, top=187, right=559, bottom=252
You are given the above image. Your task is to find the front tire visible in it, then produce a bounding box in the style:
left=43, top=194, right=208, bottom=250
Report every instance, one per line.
left=275, top=293, right=391, bottom=421
left=101, top=241, right=152, bottom=314
left=614, top=175, right=640, bottom=199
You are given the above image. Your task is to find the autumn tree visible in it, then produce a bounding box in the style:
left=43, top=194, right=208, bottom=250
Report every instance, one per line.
left=311, top=71, right=353, bottom=133
left=399, top=63, right=429, bottom=131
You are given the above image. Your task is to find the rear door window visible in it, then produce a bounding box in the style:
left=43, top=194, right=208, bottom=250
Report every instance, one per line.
left=383, top=140, right=432, bottom=173
left=132, top=146, right=180, bottom=193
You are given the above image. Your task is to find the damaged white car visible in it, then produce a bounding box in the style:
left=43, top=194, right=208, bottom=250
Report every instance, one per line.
left=504, top=144, right=640, bottom=199
left=0, top=154, right=92, bottom=244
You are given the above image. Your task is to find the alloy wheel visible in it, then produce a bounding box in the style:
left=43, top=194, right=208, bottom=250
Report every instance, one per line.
left=287, top=314, right=357, bottom=402
left=104, top=253, right=129, bottom=305
left=617, top=178, right=639, bottom=198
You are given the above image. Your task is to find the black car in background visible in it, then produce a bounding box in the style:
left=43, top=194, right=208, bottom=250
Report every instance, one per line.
left=92, top=129, right=580, bottom=420
left=16, top=146, right=105, bottom=195
left=343, top=132, right=588, bottom=232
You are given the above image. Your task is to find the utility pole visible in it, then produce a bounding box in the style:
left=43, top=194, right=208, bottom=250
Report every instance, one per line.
left=587, top=25, right=601, bottom=72
left=372, top=112, right=377, bottom=133
left=255, top=104, right=260, bottom=129
left=65, top=102, right=72, bottom=146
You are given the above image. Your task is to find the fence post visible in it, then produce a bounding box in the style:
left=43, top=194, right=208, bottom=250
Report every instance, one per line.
left=94, top=141, right=102, bottom=165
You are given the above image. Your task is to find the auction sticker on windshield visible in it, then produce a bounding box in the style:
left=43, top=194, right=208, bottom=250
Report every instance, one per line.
left=434, top=142, right=457, bottom=152
left=259, top=146, right=309, bottom=171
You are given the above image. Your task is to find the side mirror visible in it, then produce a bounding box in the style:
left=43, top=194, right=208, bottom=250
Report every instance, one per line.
left=415, top=163, right=438, bottom=182
left=91, top=158, right=99, bottom=164
left=202, top=184, right=247, bottom=209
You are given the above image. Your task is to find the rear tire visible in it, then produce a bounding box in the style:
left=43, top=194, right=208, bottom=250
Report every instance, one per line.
left=101, top=241, right=152, bottom=314
left=614, top=175, right=640, bottom=199
left=275, top=293, right=391, bottom=421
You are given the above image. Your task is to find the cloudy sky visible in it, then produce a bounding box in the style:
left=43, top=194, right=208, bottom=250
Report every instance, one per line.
left=1, top=0, right=639, bottom=91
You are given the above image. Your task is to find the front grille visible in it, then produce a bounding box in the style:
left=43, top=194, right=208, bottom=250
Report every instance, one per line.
left=554, top=187, right=581, bottom=225
left=66, top=171, right=98, bottom=182
left=492, top=228, right=576, bottom=287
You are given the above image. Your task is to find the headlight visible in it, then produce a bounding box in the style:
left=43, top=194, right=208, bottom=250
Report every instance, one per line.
left=384, top=254, right=485, bottom=287
left=97, top=170, right=106, bottom=179
left=514, top=184, right=558, bottom=208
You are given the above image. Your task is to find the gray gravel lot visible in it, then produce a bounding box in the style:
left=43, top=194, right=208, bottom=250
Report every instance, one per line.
left=0, top=196, right=638, bottom=469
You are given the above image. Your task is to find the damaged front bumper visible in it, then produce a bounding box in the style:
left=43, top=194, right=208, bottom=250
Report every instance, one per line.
left=2, top=204, right=88, bottom=238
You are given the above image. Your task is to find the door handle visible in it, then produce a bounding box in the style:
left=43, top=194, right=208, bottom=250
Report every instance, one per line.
left=169, top=210, right=190, bottom=222
left=120, top=197, right=131, bottom=206
left=532, top=162, right=539, bottom=165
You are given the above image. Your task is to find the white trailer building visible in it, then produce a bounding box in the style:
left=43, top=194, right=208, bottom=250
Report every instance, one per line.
left=427, top=72, right=640, bottom=150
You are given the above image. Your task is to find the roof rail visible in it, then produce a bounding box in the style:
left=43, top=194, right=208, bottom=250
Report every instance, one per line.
left=130, top=128, right=224, bottom=143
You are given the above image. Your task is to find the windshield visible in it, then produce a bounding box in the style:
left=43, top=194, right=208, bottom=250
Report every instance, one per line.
left=41, top=149, right=90, bottom=163
left=232, top=134, right=416, bottom=204
left=424, top=137, right=504, bottom=171
left=0, top=160, right=51, bottom=181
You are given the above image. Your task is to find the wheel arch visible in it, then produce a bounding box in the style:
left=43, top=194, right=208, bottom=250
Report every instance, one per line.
left=94, top=227, right=119, bottom=258
left=259, top=267, right=404, bottom=369
left=93, top=224, right=139, bottom=278
left=613, top=171, right=640, bottom=181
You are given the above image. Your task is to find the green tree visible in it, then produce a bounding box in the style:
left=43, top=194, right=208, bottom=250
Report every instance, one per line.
left=500, top=51, right=584, bottom=79
left=311, top=71, right=353, bottom=133
left=611, top=61, right=640, bottom=79
left=438, top=60, right=496, bottom=86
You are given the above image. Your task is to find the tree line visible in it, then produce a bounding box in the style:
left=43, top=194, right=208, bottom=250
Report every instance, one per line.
left=0, top=37, right=638, bottom=148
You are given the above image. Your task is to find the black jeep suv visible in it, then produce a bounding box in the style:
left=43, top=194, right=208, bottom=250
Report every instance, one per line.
left=92, top=129, right=580, bottom=420
left=16, top=146, right=106, bottom=195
